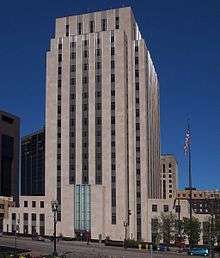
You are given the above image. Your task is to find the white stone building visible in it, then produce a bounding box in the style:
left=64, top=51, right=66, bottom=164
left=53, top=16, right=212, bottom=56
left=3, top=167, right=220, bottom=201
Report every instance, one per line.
left=4, top=7, right=161, bottom=242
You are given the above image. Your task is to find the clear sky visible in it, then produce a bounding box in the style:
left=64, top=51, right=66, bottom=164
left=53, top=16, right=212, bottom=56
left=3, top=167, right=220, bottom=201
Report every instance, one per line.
left=0, top=0, right=219, bottom=190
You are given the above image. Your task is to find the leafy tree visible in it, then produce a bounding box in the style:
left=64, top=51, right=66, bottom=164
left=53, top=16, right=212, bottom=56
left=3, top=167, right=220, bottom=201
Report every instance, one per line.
left=182, top=217, right=201, bottom=246
left=157, top=212, right=177, bottom=245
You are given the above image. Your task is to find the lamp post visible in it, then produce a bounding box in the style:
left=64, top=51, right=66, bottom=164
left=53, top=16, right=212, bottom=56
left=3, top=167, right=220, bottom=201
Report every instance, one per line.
left=123, top=221, right=128, bottom=249
left=51, top=200, right=59, bottom=256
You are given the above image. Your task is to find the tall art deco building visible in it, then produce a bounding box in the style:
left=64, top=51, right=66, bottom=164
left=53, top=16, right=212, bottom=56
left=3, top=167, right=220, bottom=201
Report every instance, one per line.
left=45, top=6, right=160, bottom=241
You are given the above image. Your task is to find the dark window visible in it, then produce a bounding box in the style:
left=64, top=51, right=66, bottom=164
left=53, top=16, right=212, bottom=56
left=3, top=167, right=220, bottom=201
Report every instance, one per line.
left=152, top=204, right=157, bottom=212
left=102, top=19, right=107, bottom=31
left=111, top=47, right=115, bottom=56
left=111, top=74, right=115, bottom=82
left=24, top=201, right=28, bottom=207
left=175, top=205, right=181, bottom=213
left=163, top=164, right=165, bottom=173
left=32, top=201, right=36, bottom=208
left=66, top=25, right=69, bottom=36
left=58, top=67, right=62, bottom=75
left=58, top=54, right=62, bottom=62
left=71, top=42, right=76, bottom=48
left=135, top=46, right=138, bottom=52
left=111, top=36, right=114, bottom=43
left=90, top=21, right=94, bottom=33
left=71, top=78, right=76, bottom=85
left=112, top=213, right=116, bottom=224
left=96, top=62, right=101, bottom=70
left=40, top=201, right=44, bottom=208
left=115, top=16, right=119, bottom=29
left=169, top=163, right=172, bottom=168
left=71, top=52, right=76, bottom=59
left=31, top=213, right=36, bottom=221
left=12, top=213, right=16, bottom=220
left=111, top=60, right=115, bottom=69
left=71, top=65, right=76, bottom=72
left=96, top=49, right=101, bottom=57
left=40, top=214, right=45, bottom=221
left=58, top=44, right=62, bottom=50
left=78, top=22, right=82, bottom=34
left=164, top=205, right=169, bottom=212
left=135, top=83, right=139, bottom=90
left=58, top=80, right=62, bottom=88
left=83, top=77, right=88, bottom=84
left=84, top=50, right=88, bottom=58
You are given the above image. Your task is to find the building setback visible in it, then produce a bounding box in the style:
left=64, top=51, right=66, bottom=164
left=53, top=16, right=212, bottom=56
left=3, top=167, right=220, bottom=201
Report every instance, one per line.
left=4, top=7, right=160, bottom=241
left=21, top=128, right=45, bottom=196
left=45, top=6, right=160, bottom=241
left=0, top=110, right=20, bottom=205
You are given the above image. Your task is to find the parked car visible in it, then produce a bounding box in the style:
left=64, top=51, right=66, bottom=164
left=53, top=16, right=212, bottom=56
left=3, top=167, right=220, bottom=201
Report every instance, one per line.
left=32, top=235, right=45, bottom=242
left=188, top=247, right=209, bottom=256
left=159, top=243, right=170, bottom=251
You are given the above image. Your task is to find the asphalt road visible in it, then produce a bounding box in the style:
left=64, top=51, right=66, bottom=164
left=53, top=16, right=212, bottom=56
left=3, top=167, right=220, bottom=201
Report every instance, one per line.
left=0, top=236, right=191, bottom=258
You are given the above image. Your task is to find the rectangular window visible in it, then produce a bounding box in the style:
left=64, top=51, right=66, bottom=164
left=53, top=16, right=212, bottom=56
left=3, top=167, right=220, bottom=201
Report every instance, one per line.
left=78, top=22, right=82, bottom=35
left=111, top=47, right=115, bottom=56
left=40, top=214, right=45, bottom=221
left=24, top=201, right=28, bottom=207
left=40, top=201, right=44, bottom=208
left=111, top=60, right=115, bottom=69
left=115, top=16, right=119, bottom=29
left=102, top=19, right=107, bottom=31
left=31, top=213, right=36, bottom=221
left=71, top=52, right=76, bottom=59
left=32, top=201, right=36, bottom=208
left=152, top=204, right=157, bottom=212
left=90, top=20, right=94, bottom=33
left=164, top=205, right=169, bottom=212
left=58, top=54, right=62, bottom=62
left=66, top=25, right=69, bottom=36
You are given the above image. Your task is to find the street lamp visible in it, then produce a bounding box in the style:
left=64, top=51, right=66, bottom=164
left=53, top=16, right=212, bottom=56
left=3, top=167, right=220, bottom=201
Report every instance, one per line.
left=123, top=209, right=132, bottom=249
left=51, top=200, right=59, bottom=256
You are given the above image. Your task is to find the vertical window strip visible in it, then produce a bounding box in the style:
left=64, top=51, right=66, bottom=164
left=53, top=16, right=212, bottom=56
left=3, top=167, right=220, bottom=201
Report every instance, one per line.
left=57, top=40, right=62, bottom=221
left=69, top=39, right=76, bottom=184
left=95, top=35, right=102, bottom=185
left=111, top=32, right=116, bottom=224
left=82, top=38, right=89, bottom=184
left=135, top=42, right=141, bottom=240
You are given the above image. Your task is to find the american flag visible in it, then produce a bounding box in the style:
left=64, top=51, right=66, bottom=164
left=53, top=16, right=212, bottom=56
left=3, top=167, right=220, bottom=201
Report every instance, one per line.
left=184, top=127, right=191, bottom=155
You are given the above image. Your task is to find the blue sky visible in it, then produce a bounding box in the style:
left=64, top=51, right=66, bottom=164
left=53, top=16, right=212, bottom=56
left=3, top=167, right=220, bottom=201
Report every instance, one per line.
left=0, top=0, right=219, bottom=190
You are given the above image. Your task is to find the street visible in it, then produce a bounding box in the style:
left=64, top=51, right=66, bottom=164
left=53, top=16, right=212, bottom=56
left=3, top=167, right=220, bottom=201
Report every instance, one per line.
left=0, top=236, right=191, bottom=258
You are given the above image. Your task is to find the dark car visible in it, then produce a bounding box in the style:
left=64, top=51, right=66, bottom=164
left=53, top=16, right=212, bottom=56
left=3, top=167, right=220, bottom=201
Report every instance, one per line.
left=159, top=243, right=170, bottom=251
left=188, top=247, right=209, bottom=256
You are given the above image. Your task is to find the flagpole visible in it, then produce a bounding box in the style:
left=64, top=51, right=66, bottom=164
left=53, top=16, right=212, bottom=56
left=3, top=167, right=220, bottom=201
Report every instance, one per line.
left=189, top=140, right=192, bottom=219
left=187, top=119, right=193, bottom=220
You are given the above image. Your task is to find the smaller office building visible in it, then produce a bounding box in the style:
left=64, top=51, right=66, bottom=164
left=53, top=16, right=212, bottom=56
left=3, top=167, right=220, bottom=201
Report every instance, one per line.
left=21, top=128, right=45, bottom=196
left=0, top=110, right=20, bottom=204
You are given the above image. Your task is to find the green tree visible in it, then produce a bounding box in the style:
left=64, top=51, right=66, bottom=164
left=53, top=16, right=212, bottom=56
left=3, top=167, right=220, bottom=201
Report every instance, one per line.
left=182, top=217, right=201, bottom=246
left=158, top=212, right=177, bottom=245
